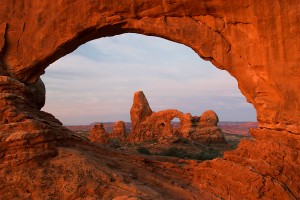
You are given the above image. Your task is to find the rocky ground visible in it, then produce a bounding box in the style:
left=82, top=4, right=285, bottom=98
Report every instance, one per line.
left=66, top=122, right=254, bottom=162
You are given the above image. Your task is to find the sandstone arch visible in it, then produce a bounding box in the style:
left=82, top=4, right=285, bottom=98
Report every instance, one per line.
left=0, top=1, right=299, bottom=199
left=1, top=0, right=299, bottom=132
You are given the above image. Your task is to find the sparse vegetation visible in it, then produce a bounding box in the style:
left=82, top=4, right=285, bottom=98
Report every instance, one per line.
left=223, top=132, right=251, bottom=149
left=147, top=139, right=158, bottom=144
left=173, top=137, right=189, bottom=144
left=68, top=124, right=252, bottom=162
left=137, top=147, right=151, bottom=155
left=108, top=138, right=121, bottom=149
left=160, top=147, right=189, bottom=159
left=194, top=150, right=220, bottom=161
left=158, top=146, right=221, bottom=161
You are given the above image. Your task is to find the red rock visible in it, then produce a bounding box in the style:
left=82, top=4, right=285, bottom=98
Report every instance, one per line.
left=130, top=91, right=153, bottom=130
left=200, top=110, right=219, bottom=126
left=0, top=1, right=298, bottom=132
left=88, top=123, right=109, bottom=144
left=128, top=91, right=226, bottom=144
left=0, top=1, right=299, bottom=199
left=110, top=121, right=126, bottom=139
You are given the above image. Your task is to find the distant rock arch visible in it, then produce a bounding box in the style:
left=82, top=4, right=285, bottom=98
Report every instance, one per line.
left=0, top=1, right=299, bottom=132
left=128, top=92, right=226, bottom=144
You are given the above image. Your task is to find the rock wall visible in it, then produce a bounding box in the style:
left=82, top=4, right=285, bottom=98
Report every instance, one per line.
left=0, top=1, right=299, bottom=199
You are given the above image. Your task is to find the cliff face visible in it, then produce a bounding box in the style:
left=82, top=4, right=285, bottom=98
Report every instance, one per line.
left=0, top=1, right=299, bottom=199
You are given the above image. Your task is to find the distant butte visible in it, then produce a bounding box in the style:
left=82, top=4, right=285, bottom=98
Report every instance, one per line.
left=0, top=1, right=299, bottom=199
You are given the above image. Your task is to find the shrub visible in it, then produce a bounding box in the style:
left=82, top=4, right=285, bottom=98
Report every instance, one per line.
left=148, top=139, right=158, bottom=144
left=108, top=138, right=121, bottom=149
left=137, top=147, right=151, bottom=155
left=195, top=150, right=220, bottom=161
left=161, top=147, right=188, bottom=159
left=173, top=137, right=189, bottom=144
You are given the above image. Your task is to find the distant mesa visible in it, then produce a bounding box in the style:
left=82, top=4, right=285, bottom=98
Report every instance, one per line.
left=88, top=91, right=226, bottom=145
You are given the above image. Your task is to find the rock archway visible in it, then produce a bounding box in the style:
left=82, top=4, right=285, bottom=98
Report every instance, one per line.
left=0, top=1, right=299, bottom=199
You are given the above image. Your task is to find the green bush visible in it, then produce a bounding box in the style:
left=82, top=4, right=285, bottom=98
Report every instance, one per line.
left=161, top=147, right=188, bottom=159
left=195, top=150, right=220, bottom=161
left=137, top=147, right=151, bottom=155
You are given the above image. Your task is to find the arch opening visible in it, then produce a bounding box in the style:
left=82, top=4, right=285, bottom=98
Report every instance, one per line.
left=41, top=33, right=256, bottom=160
left=42, top=33, right=256, bottom=125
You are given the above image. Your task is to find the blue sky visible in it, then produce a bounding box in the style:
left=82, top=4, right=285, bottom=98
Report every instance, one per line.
left=41, top=33, right=256, bottom=125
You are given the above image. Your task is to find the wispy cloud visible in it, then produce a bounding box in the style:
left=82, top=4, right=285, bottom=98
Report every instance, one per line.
left=42, top=33, right=256, bottom=125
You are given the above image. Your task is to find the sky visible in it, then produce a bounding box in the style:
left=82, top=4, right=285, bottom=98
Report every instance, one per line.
left=41, top=33, right=256, bottom=125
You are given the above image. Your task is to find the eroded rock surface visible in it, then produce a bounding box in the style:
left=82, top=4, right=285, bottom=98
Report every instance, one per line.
left=130, top=91, right=153, bottom=130
left=0, top=1, right=299, bottom=199
left=110, top=121, right=127, bottom=139
left=0, top=0, right=299, bottom=132
left=88, top=123, right=109, bottom=144
left=88, top=121, right=127, bottom=144
left=128, top=91, right=226, bottom=144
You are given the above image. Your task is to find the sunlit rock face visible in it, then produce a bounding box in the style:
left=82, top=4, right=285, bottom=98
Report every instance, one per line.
left=110, top=121, right=126, bottom=139
left=0, top=0, right=299, bottom=199
left=0, top=0, right=299, bottom=132
left=130, top=91, right=153, bottom=130
left=128, top=91, right=226, bottom=144
left=88, top=121, right=127, bottom=144
left=88, top=123, right=109, bottom=144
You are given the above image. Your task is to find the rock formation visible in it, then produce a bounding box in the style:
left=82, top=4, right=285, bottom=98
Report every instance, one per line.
left=88, top=123, right=109, bottom=144
left=110, top=121, right=126, bottom=139
left=128, top=91, right=226, bottom=144
left=199, top=110, right=219, bottom=126
left=130, top=91, right=153, bottom=130
left=88, top=121, right=126, bottom=144
left=0, top=1, right=299, bottom=199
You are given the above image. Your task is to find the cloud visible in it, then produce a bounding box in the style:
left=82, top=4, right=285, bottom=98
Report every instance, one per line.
left=41, top=33, right=256, bottom=125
